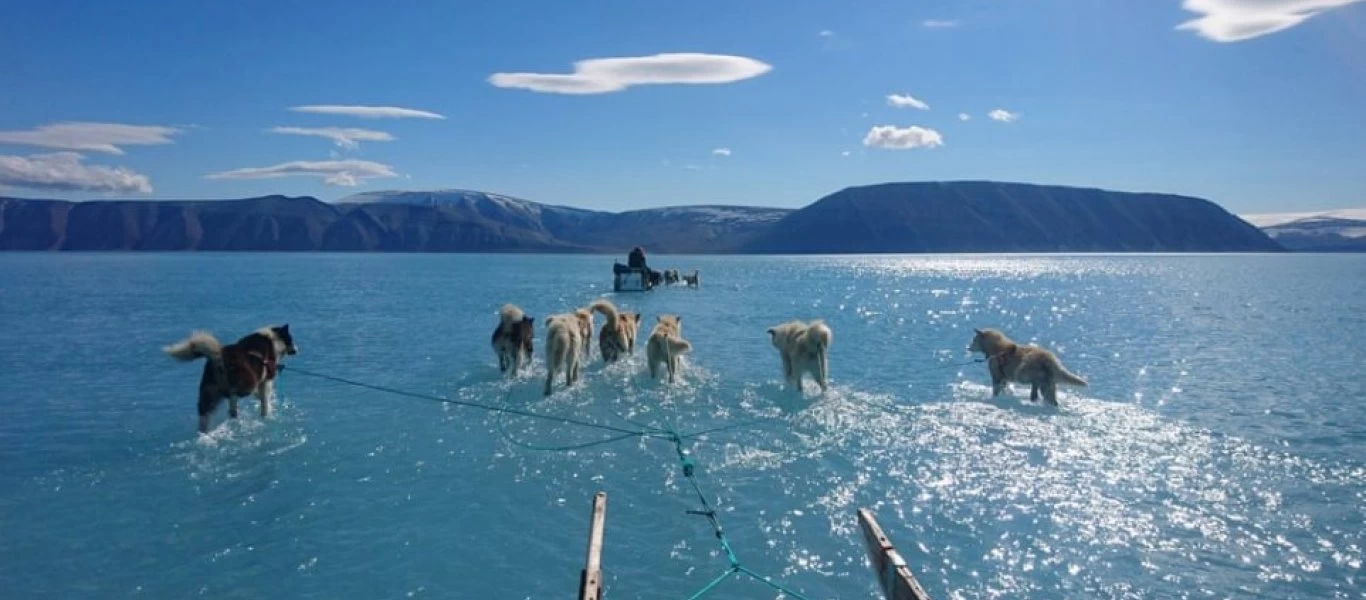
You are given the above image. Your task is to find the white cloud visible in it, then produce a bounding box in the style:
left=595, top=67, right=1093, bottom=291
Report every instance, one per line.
left=841, top=150, right=852, bottom=157
left=488, top=53, right=772, bottom=95
left=712, top=147, right=732, bottom=156
left=862, top=125, right=944, bottom=150
left=288, top=105, right=446, bottom=119
left=206, top=159, right=397, bottom=187
left=0, top=152, right=152, bottom=193
left=958, top=113, right=972, bottom=121
left=988, top=109, right=1019, bottom=122
left=0, top=122, right=181, bottom=155
left=269, top=126, right=395, bottom=150
left=1177, top=0, right=1364, bottom=42
left=887, top=93, right=930, bottom=110
left=818, top=30, right=835, bottom=37
left=922, top=19, right=960, bottom=28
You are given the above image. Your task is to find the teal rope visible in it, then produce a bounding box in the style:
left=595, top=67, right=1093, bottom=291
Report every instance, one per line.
left=279, top=365, right=813, bottom=599
left=665, top=430, right=813, bottom=600
left=279, top=365, right=649, bottom=437
left=491, top=387, right=668, bottom=451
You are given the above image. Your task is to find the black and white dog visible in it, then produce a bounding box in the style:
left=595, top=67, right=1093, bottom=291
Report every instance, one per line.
left=165, top=325, right=298, bottom=433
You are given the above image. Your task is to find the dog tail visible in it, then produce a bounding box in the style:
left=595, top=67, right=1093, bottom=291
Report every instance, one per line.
left=499, top=304, right=525, bottom=327
left=589, top=299, right=619, bottom=323
left=667, top=336, right=692, bottom=355
left=1049, top=358, right=1088, bottom=387
left=164, top=331, right=222, bottom=363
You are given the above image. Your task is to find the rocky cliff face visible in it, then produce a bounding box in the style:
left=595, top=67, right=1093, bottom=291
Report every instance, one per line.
left=1, top=181, right=1283, bottom=253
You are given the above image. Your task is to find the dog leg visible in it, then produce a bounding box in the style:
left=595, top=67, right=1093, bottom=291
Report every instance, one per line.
left=991, top=374, right=1006, bottom=397
left=498, top=351, right=509, bottom=374
left=198, top=392, right=221, bottom=434
left=228, top=397, right=240, bottom=419
left=817, top=350, right=829, bottom=393
left=544, top=367, right=555, bottom=396
left=258, top=381, right=274, bottom=417
left=1030, top=384, right=1039, bottom=402
left=1042, top=378, right=1059, bottom=407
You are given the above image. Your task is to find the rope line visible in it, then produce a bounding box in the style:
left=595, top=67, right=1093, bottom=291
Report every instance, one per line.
left=279, top=363, right=814, bottom=598
left=278, top=365, right=649, bottom=438
left=277, top=356, right=983, bottom=598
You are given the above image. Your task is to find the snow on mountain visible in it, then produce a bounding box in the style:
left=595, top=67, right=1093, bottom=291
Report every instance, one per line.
left=1240, top=208, right=1366, bottom=228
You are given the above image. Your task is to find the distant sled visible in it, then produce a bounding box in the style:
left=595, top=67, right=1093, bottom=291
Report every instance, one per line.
left=612, top=263, right=654, bottom=292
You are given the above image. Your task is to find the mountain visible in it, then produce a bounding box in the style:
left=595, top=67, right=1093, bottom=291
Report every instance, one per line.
left=1, top=182, right=1284, bottom=253
left=743, top=181, right=1282, bottom=253
left=1242, top=209, right=1366, bottom=252
left=337, top=190, right=790, bottom=253
left=0, top=195, right=340, bottom=251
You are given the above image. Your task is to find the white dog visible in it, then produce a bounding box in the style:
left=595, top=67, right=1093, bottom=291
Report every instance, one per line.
left=543, top=312, right=587, bottom=395
left=767, top=320, right=832, bottom=392
left=646, top=314, right=691, bottom=383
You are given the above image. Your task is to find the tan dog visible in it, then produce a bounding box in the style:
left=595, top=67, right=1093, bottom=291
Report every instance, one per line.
left=646, top=315, right=691, bottom=383
left=543, top=312, right=587, bottom=395
left=574, top=308, right=594, bottom=357
left=590, top=299, right=641, bottom=363
left=767, top=320, right=832, bottom=392
left=969, top=328, right=1087, bottom=406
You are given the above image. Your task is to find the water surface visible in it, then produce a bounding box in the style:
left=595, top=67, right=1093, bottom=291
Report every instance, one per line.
left=1, top=253, right=1362, bottom=599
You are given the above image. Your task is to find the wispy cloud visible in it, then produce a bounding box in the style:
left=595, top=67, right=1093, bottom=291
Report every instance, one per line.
left=288, top=105, right=446, bottom=120
left=1177, top=0, right=1364, bottom=42
left=269, top=126, right=395, bottom=149
left=863, top=125, right=944, bottom=150
left=988, top=109, right=1019, bottom=123
left=206, top=159, right=397, bottom=187
left=887, top=93, right=930, bottom=110
left=0, top=122, right=181, bottom=155
left=841, top=150, right=852, bottom=157
left=489, top=53, right=772, bottom=95
left=818, top=30, right=836, bottom=37
left=712, top=147, right=732, bottom=156
left=0, top=152, right=152, bottom=193
left=922, top=19, right=960, bottom=28
left=958, top=113, right=972, bottom=121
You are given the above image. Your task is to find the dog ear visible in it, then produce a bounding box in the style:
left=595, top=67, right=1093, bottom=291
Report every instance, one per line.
left=523, top=315, right=534, bottom=324
left=973, top=328, right=982, bottom=334
left=676, top=315, right=682, bottom=323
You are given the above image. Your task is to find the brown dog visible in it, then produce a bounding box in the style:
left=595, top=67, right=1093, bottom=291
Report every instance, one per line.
left=968, top=328, right=1086, bottom=406
left=165, top=325, right=298, bottom=433
left=589, top=299, right=641, bottom=363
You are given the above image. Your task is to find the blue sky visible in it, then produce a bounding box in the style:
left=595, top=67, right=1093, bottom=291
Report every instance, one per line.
left=1, top=0, right=1363, bottom=213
